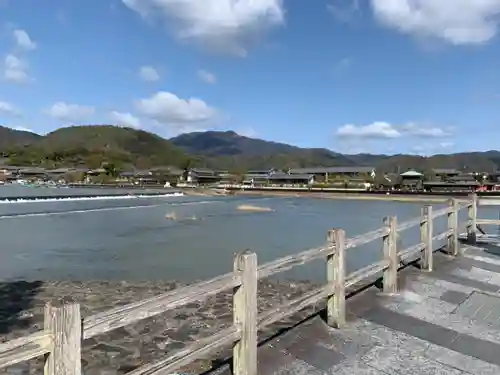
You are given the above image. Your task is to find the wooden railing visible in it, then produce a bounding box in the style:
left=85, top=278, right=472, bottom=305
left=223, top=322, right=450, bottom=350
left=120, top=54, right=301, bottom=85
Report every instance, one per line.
left=0, top=195, right=479, bottom=375
left=474, top=195, right=500, bottom=231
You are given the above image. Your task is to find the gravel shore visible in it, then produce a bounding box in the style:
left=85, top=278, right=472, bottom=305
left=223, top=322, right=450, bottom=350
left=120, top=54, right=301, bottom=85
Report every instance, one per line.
left=0, top=279, right=321, bottom=375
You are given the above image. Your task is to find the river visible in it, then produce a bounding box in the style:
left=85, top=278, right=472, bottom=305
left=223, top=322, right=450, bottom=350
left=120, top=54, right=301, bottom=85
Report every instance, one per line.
left=0, top=185, right=496, bottom=282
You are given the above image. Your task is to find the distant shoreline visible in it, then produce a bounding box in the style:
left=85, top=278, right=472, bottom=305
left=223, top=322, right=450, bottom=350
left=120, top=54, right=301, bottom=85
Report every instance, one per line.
left=225, top=188, right=477, bottom=203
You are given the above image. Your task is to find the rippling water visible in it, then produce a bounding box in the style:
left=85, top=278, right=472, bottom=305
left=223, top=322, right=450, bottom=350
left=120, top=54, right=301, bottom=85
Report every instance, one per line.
left=0, top=185, right=496, bottom=282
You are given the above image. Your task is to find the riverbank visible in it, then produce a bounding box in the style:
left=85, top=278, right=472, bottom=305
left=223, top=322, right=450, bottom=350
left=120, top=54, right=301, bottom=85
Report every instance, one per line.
left=0, top=279, right=319, bottom=375
left=228, top=189, right=455, bottom=203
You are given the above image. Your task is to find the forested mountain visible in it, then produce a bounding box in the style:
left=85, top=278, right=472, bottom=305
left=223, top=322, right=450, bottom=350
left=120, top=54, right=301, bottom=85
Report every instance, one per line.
left=1, top=125, right=500, bottom=172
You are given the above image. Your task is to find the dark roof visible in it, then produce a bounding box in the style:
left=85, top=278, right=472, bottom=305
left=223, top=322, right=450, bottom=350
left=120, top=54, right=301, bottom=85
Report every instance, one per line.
left=269, top=173, right=313, bottom=180
left=245, top=173, right=271, bottom=179
left=47, top=168, right=74, bottom=174
left=423, top=181, right=479, bottom=186
left=120, top=171, right=136, bottom=177
left=18, top=167, right=47, bottom=174
left=0, top=165, right=21, bottom=171
left=149, top=166, right=184, bottom=175
left=447, top=175, right=476, bottom=182
left=289, top=167, right=375, bottom=174
left=190, top=168, right=218, bottom=177
left=247, top=169, right=275, bottom=175
left=432, top=168, right=461, bottom=174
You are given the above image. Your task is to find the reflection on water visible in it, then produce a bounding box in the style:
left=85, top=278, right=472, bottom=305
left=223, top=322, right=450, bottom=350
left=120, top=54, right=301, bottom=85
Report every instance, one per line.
left=0, top=186, right=493, bottom=283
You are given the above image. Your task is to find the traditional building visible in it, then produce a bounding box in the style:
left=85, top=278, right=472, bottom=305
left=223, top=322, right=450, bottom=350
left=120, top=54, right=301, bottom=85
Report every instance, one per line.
left=288, top=167, right=375, bottom=182
left=268, top=173, right=314, bottom=186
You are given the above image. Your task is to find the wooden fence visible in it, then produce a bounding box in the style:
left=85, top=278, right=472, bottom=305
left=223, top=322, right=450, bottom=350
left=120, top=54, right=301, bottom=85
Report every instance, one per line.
left=0, top=194, right=481, bottom=375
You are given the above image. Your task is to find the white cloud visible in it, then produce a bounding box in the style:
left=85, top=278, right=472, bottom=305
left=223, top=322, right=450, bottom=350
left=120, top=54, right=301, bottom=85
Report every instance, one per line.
left=237, top=127, right=258, bottom=138
left=44, top=102, right=95, bottom=123
left=122, top=0, right=285, bottom=56
left=337, top=122, right=402, bottom=139
left=197, top=69, right=217, bottom=84
left=440, top=141, right=455, bottom=148
left=109, top=111, right=141, bottom=128
left=13, top=29, right=36, bottom=51
left=11, top=126, right=34, bottom=133
left=327, top=0, right=360, bottom=23
left=3, top=54, right=30, bottom=83
left=136, top=92, right=218, bottom=129
left=0, top=101, right=20, bottom=116
left=401, top=123, right=452, bottom=138
left=371, top=0, right=500, bottom=45
left=138, top=65, right=160, bottom=82
left=337, top=121, right=454, bottom=140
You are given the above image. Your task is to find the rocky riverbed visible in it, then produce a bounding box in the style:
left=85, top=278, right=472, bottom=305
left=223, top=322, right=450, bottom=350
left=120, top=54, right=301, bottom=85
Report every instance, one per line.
left=0, top=279, right=321, bottom=375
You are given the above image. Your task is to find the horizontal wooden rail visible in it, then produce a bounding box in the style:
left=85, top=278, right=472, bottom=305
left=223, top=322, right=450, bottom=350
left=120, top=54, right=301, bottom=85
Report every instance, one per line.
left=397, top=216, right=422, bottom=232
left=257, top=245, right=332, bottom=279
left=345, top=260, right=388, bottom=288
left=478, top=198, right=500, bottom=206
left=257, top=285, right=329, bottom=330
left=83, top=272, right=240, bottom=339
left=398, top=242, right=426, bottom=262
left=0, top=194, right=477, bottom=375
left=128, top=326, right=240, bottom=375
left=433, top=229, right=452, bottom=242
left=0, top=331, right=52, bottom=369
left=346, top=226, right=389, bottom=249
left=477, top=218, right=500, bottom=225
left=432, top=206, right=451, bottom=219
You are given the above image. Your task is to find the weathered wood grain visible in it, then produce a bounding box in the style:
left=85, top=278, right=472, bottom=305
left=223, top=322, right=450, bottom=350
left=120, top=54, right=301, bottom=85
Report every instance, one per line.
left=257, top=226, right=388, bottom=280
left=398, top=242, right=425, bottom=262
left=83, top=272, right=240, bottom=339
left=345, top=260, right=389, bottom=289
left=397, top=216, right=422, bottom=233
left=467, top=193, right=477, bottom=244
left=433, top=229, right=451, bottom=242
left=433, top=206, right=450, bottom=219
left=127, top=326, right=240, bottom=375
left=233, top=251, right=258, bottom=375
left=0, top=331, right=52, bottom=369
left=478, top=198, right=500, bottom=206
left=346, top=226, right=389, bottom=249
left=420, top=205, right=433, bottom=271
left=44, top=299, right=81, bottom=375
left=257, top=244, right=332, bottom=280
left=476, top=218, right=500, bottom=225
left=257, top=286, right=328, bottom=330
left=327, top=229, right=346, bottom=328
left=383, top=216, right=398, bottom=294
left=447, top=199, right=459, bottom=256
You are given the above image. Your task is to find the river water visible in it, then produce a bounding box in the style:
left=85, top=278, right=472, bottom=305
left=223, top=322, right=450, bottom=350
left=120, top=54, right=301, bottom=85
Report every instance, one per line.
left=0, top=186, right=496, bottom=282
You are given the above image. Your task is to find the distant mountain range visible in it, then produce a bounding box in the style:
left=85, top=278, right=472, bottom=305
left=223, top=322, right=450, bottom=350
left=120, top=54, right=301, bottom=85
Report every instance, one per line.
left=1, top=125, right=500, bottom=172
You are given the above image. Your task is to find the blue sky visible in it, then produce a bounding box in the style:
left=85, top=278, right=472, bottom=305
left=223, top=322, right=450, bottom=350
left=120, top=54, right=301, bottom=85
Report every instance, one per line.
left=1, top=0, right=500, bottom=155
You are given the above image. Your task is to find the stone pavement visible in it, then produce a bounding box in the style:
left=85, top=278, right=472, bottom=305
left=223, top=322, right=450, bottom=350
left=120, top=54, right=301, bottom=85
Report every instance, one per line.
left=210, top=237, right=500, bottom=374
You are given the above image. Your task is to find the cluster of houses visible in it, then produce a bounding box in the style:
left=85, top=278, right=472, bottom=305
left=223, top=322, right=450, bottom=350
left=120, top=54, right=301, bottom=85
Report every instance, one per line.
left=1, top=164, right=500, bottom=192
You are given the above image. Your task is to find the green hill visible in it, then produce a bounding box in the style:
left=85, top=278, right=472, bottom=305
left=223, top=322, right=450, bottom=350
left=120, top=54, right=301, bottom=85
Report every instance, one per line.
left=3, top=125, right=190, bottom=169
left=0, top=125, right=41, bottom=149
left=2, top=124, right=500, bottom=173
left=170, top=131, right=357, bottom=170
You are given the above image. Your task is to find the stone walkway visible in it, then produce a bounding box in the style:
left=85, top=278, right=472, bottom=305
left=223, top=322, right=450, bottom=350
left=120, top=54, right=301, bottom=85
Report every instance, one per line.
left=211, top=237, right=500, bottom=374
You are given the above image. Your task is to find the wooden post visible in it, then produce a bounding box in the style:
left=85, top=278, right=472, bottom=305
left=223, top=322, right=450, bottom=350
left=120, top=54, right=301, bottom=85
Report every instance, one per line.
left=44, top=298, right=82, bottom=375
left=383, top=216, right=398, bottom=294
left=447, top=199, right=459, bottom=256
left=420, top=205, right=433, bottom=271
left=233, top=250, right=258, bottom=375
left=326, top=229, right=346, bottom=328
left=467, top=193, right=477, bottom=244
